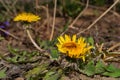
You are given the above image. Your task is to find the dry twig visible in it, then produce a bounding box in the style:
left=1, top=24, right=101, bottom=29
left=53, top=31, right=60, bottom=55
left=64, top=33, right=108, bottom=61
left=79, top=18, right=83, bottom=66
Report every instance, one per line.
left=77, top=0, right=120, bottom=35
left=50, top=0, right=57, bottom=41
left=0, top=28, right=19, bottom=40
left=107, top=42, right=120, bottom=52
left=26, top=29, right=44, bottom=52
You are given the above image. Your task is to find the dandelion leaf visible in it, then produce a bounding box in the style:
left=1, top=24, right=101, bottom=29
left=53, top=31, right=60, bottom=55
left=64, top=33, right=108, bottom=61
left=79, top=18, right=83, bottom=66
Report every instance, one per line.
left=50, top=49, right=59, bottom=60
left=83, top=61, right=95, bottom=76
left=95, top=60, right=105, bottom=74
left=25, top=63, right=49, bottom=78
left=102, top=64, right=120, bottom=77
left=0, top=69, right=6, bottom=78
left=43, top=69, right=62, bottom=80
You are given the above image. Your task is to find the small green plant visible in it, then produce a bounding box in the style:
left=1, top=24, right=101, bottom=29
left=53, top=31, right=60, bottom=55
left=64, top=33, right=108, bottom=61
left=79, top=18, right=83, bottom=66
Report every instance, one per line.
left=43, top=68, right=63, bottom=80
left=25, top=63, right=50, bottom=80
left=0, top=69, right=6, bottom=78
left=55, top=35, right=120, bottom=78
left=3, top=45, right=40, bottom=64
left=58, top=0, right=83, bottom=17
left=36, top=38, right=59, bottom=60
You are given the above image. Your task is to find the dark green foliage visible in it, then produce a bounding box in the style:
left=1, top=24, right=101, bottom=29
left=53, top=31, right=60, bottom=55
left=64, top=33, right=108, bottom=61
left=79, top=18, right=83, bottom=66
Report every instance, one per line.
left=6, top=45, right=40, bottom=64
left=0, top=69, right=6, bottom=78
left=95, top=60, right=105, bottom=74
left=86, top=37, right=94, bottom=46
left=83, top=61, right=96, bottom=76
left=25, top=63, right=63, bottom=80
left=80, top=60, right=120, bottom=77
left=43, top=68, right=63, bottom=80
left=36, top=38, right=60, bottom=60
left=103, top=64, right=120, bottom=77
left=25, top=63, right=49, bottom=79
left=36, top=38, right=57, bottom=50
left=59, top=0, right=83, bottom=17
left=50, top=49, right=59, bottom=60
left=90, top=0, right=106, bottom=6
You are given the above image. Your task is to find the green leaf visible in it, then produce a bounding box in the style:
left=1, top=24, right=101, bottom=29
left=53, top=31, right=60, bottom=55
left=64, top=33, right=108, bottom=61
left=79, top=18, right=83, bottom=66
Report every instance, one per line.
left=7, top=56, right=19, bottom=63
left=25, top=63, right=49, bottom=78
left=44, top=71, right=56, bottom=80
left=63, top=0, right=83, bottom=17
left=7, top=45, right=19, bottom=55
left=50, top=49, right=59, bottom=60
left=40, top=41, right=48, bottom=49
left=87, top=37, right=94, bottom=46
left=102, top=64, right=120, bottom=77
left=6, top=46, right=40, bottom=63
left=102, top=70, right=120, bottom=78
left=18, top=56, right=26, bottom=62
left=83, top=61, right=95, bottom=76
left=43, top=69, right=63, bottom=80
left=95, top=60, right=105, bottom=74
left=105, top=64, right=118, bottom=72
left=0, top=69, right=6, bottom=78
left=36, top=38, right=49, bottom=49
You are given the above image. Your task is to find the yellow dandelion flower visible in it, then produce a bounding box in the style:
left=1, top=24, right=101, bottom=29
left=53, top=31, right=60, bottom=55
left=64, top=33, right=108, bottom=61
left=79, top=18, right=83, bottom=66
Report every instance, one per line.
left=56, top=34, right=93, bottom=61
left=13, top=12, right=40, bottom=23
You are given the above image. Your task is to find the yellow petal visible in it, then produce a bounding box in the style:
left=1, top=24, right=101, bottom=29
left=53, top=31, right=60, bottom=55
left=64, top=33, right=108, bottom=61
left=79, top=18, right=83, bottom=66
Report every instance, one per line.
left=13, top=12, right=40, bottom=22
left=65, top=35, right=71, bottom=42
left=78, top=37, right=85, bottom=44
left=59, top=48, right=66, bottom=53
left=58, top=38, right=63, bottom=44
left=81, top=38, right=85, bottom=43
left=72, top=35, right=76, bottom=42
left=59, top=36, right=65, bottom=43
left=78, top=38, right=81, bottom=44
left=56, top=43, right=61, bottom=48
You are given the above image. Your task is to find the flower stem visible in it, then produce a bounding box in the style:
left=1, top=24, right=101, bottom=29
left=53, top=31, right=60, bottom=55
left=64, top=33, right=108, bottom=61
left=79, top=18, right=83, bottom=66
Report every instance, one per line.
left=49, top=0, right=57, bottom=41
left=26, top=29, right=44, bottom=52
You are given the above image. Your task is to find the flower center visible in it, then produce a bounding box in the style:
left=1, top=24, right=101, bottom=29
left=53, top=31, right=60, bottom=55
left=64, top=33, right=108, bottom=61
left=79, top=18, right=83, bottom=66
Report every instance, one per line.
left=62, top=42, right=77, bottom=49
